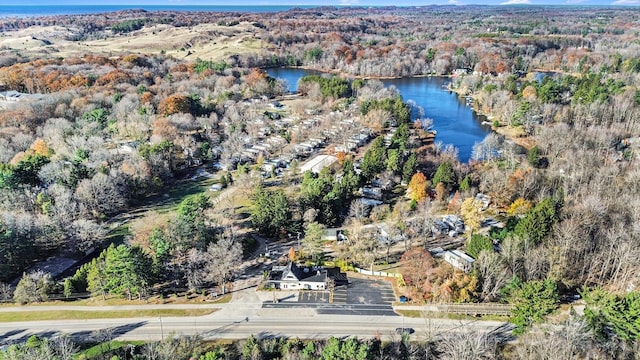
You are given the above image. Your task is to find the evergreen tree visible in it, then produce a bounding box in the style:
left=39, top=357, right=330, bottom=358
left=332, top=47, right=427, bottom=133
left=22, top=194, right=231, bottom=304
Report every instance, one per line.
left=401, top=152, right=418, bottom=183
left=360, top=136, right=387, bottom=179
left=302, top=222, right=326, bottom=263
left=87, top=253, right=108, bottom=300
left=252, top=187, right=290, bottom=237
left=527, top=145, right=541, bottom=168
left=103, top=244, right=153, bottom=300
left=514, top=197, right=560, bottom=244
left=173, top=194, right=212, bottom=250
left=466, top=234, right=494, bottom=258
left=432, top=161, right=457, bottom=190
left=459, top=175, right=473, bottom=192
left=386, top=148, right=402, bottom=174
left=509, top=279, right=559, bottom=334
left=583, top=288, right=640, bottom=341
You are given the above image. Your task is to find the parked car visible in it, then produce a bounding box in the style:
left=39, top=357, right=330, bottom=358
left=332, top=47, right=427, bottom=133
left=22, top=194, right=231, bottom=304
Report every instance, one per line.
left=399, top=295, right=409, bottom=303
left=395, top=327, right=415, bottom=335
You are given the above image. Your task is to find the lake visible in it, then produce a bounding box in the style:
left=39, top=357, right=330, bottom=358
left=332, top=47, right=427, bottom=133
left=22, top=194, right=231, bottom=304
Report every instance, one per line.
left=266, top=68, right=491, bottom=163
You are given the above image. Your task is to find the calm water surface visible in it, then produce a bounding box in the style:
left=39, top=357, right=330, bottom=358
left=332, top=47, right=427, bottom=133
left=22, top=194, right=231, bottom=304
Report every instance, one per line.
left=267, top=68, right=491, bottom=162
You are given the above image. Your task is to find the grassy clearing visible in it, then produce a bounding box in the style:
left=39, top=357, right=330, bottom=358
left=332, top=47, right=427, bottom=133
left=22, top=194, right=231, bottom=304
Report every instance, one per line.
left=104, top=223, right=131, bottom=246
left=21, top=293, right=232, bottom=307
left=77, top=340, right=146, bottom=359
left=395, top=309, right=509, bottom=322
left=151, top=178, right=216, bottom=213
left=0, top=308, right=217, bottom=322
left=0, top=293, right=232, bottom=309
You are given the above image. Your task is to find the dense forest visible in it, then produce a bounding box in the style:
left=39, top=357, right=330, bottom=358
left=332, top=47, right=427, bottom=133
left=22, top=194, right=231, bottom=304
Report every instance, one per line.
left=1, top=4, right=640, bottom=358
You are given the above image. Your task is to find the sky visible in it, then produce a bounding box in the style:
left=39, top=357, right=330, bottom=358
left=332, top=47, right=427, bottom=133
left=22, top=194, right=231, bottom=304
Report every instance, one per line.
left=4, top=0, right=640, bottom=7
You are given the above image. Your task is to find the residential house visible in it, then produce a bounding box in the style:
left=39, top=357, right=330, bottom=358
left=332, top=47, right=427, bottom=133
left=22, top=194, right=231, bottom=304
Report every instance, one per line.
left=267, top=263, right=348, bottom=290
left=443, top=250, right=475, bottom=273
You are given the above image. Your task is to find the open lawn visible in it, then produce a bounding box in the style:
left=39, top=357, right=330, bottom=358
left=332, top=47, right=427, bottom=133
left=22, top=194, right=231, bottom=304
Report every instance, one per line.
left=0, top=308, right=217, bottom=322
left=395, top=309, right=508, bottom=322
left=0, top=294, right=232, bottom=307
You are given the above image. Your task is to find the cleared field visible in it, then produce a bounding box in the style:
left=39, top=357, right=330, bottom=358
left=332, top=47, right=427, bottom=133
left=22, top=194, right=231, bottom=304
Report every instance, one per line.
left=0, top=22, right=264, bottom=60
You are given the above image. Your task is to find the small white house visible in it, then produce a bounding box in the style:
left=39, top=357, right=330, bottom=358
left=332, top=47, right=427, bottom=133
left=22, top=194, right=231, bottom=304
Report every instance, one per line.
left=268, top=263, right=347, bottom=290
left=268, top=263, right=327, bottom=290
left=443, top=250, right=475, bottom=273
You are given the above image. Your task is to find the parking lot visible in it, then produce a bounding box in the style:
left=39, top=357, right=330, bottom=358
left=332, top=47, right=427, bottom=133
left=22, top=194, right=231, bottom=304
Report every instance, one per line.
left=297, top=278, right=394, bottom=306
left=262, top=277, right=397, bottom=316
left=345, top=278, right=395, bottom=305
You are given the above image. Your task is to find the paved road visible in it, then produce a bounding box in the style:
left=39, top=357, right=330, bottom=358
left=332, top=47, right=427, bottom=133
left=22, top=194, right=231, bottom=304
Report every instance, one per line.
left=0, top=268, right=514, bottom=344
left=0, top=311, right=512, bottom=344
left=0, top=295, right=513, bottom=345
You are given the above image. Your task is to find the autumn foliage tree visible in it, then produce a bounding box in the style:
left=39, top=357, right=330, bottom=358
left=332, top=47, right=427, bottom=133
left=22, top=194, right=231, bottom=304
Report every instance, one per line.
left=407, top=172, right=428, bottom=202
left=460, top=197, right=481, bottom=234
left=508, top=198, right=532, bottom=216
left=158, top=94, right=193, bottom=116
left=399, top=247, right=436, bottom=300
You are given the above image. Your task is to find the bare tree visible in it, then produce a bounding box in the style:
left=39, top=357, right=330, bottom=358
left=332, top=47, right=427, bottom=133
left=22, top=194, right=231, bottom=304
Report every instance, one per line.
left=407, top=199, right=434, bottom=248
left=476, top=250, right=510, bottom=302
left=71, top=219, right=106, bottom=254
left=143, top=333, right=204, bottom=360
left=75, top=172, right=126, bottom=218
left=91, top=328, right=115, bottom=358
left=438, top=330, right=500, bottom=360
left=183, top=248, right=207, bottom=293
left=348, top=199, right=370, bottom=223
left=13, top=271, right=52, bottom=304
left=513, top=317, right=593, bottom=360
left=0, top=282, right=13, bottom=302
left=206, top=227, right=243, bottom=295
left=52, top=335, right=79, bottom=360
left=353, top=230, right=380, bottom=273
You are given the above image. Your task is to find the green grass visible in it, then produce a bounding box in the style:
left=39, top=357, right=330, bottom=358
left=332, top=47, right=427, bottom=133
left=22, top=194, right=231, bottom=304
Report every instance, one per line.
left=395, top=309, right=509, bottom=321
left=104, top=223, right=130, bottom=245
left=152, top=178, right=216, bottom=213
left=76, top=340, right=145, bottom=359
left=0, top=293, right=232, bottom=307
left=0, top=308, right=217, bottom=322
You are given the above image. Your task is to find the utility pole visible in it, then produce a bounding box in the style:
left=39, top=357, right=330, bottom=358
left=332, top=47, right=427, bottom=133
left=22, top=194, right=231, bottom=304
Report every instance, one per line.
left=159, top=316, right=164, bottom=340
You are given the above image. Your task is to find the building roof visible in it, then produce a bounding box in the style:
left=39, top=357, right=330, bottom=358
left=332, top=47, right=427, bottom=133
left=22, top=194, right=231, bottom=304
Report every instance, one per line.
left=281, top=262, right=306, bottom=281
left=299, top=154, right=338, bottom=174
left=447, top=250, right=476, bottom=263
left=270, top=262, right=347, bottom=285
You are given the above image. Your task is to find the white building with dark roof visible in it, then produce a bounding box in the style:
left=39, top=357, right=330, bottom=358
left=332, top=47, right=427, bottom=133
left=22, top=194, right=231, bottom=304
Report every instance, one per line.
left=443, top=250, right=475, bottom=273
left=267, top=263, right=347, bottom=290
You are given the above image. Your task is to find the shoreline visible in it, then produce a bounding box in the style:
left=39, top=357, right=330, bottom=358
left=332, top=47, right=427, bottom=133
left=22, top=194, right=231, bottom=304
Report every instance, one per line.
left=444, top=80, right=536, bottom=151
left=281, top=65, right=536, bottom=152
left=268, top=65, right=538, bottom=156
left=268, top=65, right=444, bottom=81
